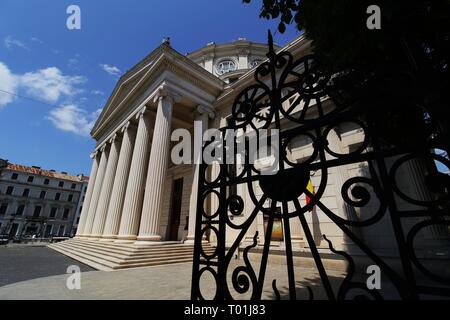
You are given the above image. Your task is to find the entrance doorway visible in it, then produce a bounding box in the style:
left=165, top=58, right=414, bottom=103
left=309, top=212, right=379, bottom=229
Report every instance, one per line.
left=167, top=178, right=183, bottom=241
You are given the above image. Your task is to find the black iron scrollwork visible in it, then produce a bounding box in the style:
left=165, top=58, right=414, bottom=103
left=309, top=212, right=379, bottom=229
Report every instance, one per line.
left=191, top=31, right=450, bottom=300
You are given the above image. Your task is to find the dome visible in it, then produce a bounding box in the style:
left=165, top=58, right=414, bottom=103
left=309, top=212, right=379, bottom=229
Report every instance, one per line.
left=187, top=38, right=280, bottom=84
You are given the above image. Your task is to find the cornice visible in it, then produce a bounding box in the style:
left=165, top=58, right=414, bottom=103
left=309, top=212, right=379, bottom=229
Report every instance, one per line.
left=92, top=48, right=225, bottom=139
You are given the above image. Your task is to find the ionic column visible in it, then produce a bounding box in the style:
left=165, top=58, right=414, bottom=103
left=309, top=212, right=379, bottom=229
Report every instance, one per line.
left=82, top=145, right=109, bottom=236
left=328, top=128, right=362, bottom=250
left=136, top=89, right=180, bottom=244
left=101, top=122, right=136, bottom=241
left=75, top=152, right=100, bottom=238
left=290, top=217, right=305, bottom=248
left=185, top=105, right=215, bottom=245
left=91, top=135, right=121, bottom=238
left=116, top=108, right=152, bottom=242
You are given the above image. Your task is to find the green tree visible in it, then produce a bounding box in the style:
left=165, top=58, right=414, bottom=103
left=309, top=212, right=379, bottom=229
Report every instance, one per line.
left=245, top=0, right=450, bottom=153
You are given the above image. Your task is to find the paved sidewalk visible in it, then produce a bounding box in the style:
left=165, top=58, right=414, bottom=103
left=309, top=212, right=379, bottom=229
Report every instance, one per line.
left=0, top=260, right=347, bottom=300
left=0, top=246, right=94, bottom=287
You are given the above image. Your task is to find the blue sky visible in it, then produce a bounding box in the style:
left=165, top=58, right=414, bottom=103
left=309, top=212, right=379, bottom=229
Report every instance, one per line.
left=0, top=0, right=299, bottom=176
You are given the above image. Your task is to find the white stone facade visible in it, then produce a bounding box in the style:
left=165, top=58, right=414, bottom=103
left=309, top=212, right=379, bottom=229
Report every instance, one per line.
left=75, top=35, right=440, bottom=257
left=0, top=163, right=88, bottom=238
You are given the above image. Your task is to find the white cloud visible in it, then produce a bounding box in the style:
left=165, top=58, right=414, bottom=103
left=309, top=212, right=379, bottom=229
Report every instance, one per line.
left=20, top=67, right=86, bottom=103
left=90, top=90, right=104, bottom=95
left=0, top=62, right=19, bottom=108
left=100, top=64, right=121, bottom=76
left=0, top=61, right=98, bottom=138
left=48, top=105, right=102, bottom=137
left=68, top=58, right=79, bottom=70
left=4, top=36, right=30, bottom=51
left=30, top=37, right=43, bottom=44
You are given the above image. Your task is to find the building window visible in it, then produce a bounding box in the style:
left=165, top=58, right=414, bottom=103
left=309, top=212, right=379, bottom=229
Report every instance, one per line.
left=58, top=181, right=64, bottom=188
left=11, top=173, right=18, bottom=180
left=84, top=186, right=87, bottom=193
left=250, top=59, right=263, bottom=68
left=68, top=194, right=73, bottom=202
left=44, top=225, right=53, bottom=237
left=55, top=193, right=61, bottom=201
left=16, top=205, right=25, bottom=216
left=33, top=206, right=42, bottom=218
left=40, top=191, right=46, bottom=199
left=50, top=207, right=57, bottom=218
left=27, top=176, right=34, bottom=183
left=82, top=196, right=85, bottom=202
left=0, top=203, right=8, bottom=215
left=58, top=225, right=65, bottom=236
left=76, top=217, right=80, bottom=224
left=216, top=60, right=237, bottom=75
left=79, top=206, right=83, bottom=213
left=44, top=179, right=50, bottom=185
left=71, top=183, right=76, bottom=189
left=6, top=186, right=14, bottom=195
left=23, top=189, right=30, bottom=197
left=63, top=209, right=70, bottom=220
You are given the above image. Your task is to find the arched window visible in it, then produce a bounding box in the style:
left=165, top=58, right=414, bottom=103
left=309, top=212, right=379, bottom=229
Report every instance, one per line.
left=216, top=60, right=237, bottom=75
left=250, top=59, right=263, bottom=68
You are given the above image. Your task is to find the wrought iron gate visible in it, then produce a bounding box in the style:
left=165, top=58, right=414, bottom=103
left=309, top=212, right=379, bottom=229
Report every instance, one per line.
left=191, top=32, right=450, bottom=300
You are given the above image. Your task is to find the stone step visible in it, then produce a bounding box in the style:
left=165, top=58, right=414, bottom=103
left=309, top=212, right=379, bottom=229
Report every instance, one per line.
left=70, top=239, right=196, bottom=254
left=53, top=241, right=215, bottom=261
left=53, top=241, right=214, bottom=263
left=74, top=239, right=185, bottom=249
left=48, top=240, right=214, bottom=271
left=50, top=243, right=124, bottom=264
left=111, top=258, right=194, bottom=270
left=51, top=245, right=196, bottom=271
left=49, top=245, right=118, bottom=271
left=62, top=240, right=209, bottom=257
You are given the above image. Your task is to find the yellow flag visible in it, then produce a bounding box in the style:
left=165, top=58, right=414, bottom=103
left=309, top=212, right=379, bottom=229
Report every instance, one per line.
left=306, top=179, right=314, bottom=211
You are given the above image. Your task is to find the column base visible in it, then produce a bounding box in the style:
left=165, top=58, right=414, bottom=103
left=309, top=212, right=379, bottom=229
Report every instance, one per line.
left=115, top=235, right=137, bottom=243
left=99, top=235, right=117, bottom=242
left=184, top=235, right=209, bottom=245
left=136, top=235, right=162, bottom=242
left=291, top=239, right=306, bottom=249
left=134, top=240, right=163, bottom=247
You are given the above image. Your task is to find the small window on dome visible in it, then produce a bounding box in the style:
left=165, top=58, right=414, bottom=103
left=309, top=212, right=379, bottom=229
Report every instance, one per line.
left=250, top=59, right=263, bottom=68
left=216, top=60, right=237, bottom=75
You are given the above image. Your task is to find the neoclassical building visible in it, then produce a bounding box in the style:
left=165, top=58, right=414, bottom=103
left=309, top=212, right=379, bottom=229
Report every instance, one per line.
left=0, top=160, right=88, bottom=239
left=50, top=35, right=447, bottom=272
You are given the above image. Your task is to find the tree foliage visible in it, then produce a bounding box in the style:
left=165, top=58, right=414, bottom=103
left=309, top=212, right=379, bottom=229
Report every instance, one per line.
left=244, top=0, right=449, bottom=73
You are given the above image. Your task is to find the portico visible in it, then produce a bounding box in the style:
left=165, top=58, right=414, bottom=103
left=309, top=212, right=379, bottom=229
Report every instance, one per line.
left=75, top=41, right=224, bottom=245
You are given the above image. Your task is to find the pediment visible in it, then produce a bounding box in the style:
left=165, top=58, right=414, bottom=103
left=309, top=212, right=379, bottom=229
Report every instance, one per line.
left=91, top=44, right=225, bottom=139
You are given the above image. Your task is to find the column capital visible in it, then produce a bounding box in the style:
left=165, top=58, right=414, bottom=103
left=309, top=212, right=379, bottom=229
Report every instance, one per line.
left=90, top=151, right=98, bottom=159
left=153, top=86, right=181, bottom=104
left=99, top=144, right=108, bottom=153
left=196, top=105, right=216, bottom=119
left=121, top=121, right=131, bottom=133
left=109, top=133, right=119, bottom=144
left=135, top=106, right=149, bottom=120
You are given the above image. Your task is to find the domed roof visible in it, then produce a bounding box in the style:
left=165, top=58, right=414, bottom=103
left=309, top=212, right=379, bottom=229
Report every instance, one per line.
left=187, top=38, right=280, bottom=83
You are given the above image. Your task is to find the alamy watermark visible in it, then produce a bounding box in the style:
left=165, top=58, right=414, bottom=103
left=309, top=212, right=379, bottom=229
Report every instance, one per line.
left=366, top=5, right=381, bottom=30
left=66, top=265, right=81, bottom=290
left=366, top=265, right=381, bottom=290
left=66, top=5, right=81, bottom=30
left=171, top=121, right=280, bottom=176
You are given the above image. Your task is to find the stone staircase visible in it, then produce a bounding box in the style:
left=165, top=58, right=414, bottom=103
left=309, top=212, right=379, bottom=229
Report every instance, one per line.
left=48, top=238, right=213, bottom=271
